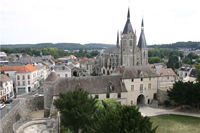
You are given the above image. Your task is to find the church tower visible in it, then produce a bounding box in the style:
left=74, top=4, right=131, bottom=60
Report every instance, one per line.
left=120, top=8, right=137, bottom=66
left=138, top=18, right=148, bottom=66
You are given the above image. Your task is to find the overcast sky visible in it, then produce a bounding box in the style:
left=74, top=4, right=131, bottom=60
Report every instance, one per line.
left=1, top=0, right=200, bottom=45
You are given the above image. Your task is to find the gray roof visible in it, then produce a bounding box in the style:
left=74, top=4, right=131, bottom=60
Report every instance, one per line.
left=189, top=69, right=197, bottom=78
left=53, top=75, right=127, bottom=95
left=138, top=27, right=147, bottom=50
left=112, top=66, right=159, bottom=79
left=35, top=64, right=43, bottom=70
left=54, top=65, right=70, bottom=71
left=104, top=47, right=120, bottom=54
left=122, top=8, right=134, bottom=34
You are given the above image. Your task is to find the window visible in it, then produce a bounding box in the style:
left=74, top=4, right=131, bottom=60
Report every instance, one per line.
left=23, top=75, right=25, bottom=80
left=18, top=81, right=20, bottom=86
left=6, top=73, right=9, bottom=77
left=129, top=40, right=132, bottom=46
left=28, top=75, right=30, bottom=79
left=65, top=74, right=68, bottom=77
left=132, top=79, right=134, bottom=82
left=140, top=84, right=143, bottom=93
left=148, top=84, right=151, bottom=89
left=58, top=74, right=60, bottom=77
left=167, top=76, right=169, bottom=80
left=141, top=78, right=143, bottom=81
left=185, top=73, right=187, bottom=77
left=131, top=85, right=134, bottom=91
left=28, top=81, right=30, bottom=85
left=149, top=78, right=151, bottom=81
left=17, top=76, right=20, bottom=80
left=23, top=81, right=25, bottom=86
left=131, top=100, right=133, bottom=105
left=106, top=93, right=110, bottom=98
left=118, top=93, right=121, bottom=98
left=95, top=95, right=99, bottom=99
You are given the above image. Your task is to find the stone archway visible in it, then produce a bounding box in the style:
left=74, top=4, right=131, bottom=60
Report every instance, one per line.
left=137, top=94, right=145, bottom=105
left=73, top=71, right=78, bottom=77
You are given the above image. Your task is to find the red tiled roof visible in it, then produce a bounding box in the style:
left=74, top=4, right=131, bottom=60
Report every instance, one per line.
left=80, top=57, right=88, bottom=63
left=0, top=64, right=37, bottom=73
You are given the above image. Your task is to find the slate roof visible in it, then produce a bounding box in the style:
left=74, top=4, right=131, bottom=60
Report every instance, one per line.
left=112, top=66, right=159, bottom=79
left=189, top=69, right=197, bottom=78
left=53, top=75, right=127, bottom=95
left=122, top=8, right=134, bottom=34
left=138, top=29, right=147, bottom=49
left=156, top=68, right=177, bottom=76
left=54, top=65, right=70, bottom=71
left=104, top=47, right=120, bottom=54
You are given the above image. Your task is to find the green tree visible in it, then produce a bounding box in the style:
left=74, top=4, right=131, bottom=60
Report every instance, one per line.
left=91, top=105, right=157, bottom=133
left=167, top=81, right=187, bottom=108
left=194, top=59, right=200, bottom=82
left=53, top=90, right=98, bottom=133
left=148, top=57, right=162, bottom=64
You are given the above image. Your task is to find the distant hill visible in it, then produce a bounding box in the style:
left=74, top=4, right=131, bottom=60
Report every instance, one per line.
left=148, top=41, right=200, bottom=49
left=1, top=41, right=200, bottom=50
left=0, top=43, right=115, bottom=50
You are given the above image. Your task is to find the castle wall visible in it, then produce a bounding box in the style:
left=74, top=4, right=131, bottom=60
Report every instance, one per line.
left=0, top=96, right=44, bottom=133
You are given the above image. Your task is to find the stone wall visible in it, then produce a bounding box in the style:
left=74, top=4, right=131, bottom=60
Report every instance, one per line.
left=0, top=96, right=44, bottom=133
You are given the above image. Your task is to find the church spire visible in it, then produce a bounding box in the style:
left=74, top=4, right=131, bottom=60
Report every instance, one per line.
left=116, top=31, right=119, bottom=48
left=127, top=8, right=130, bottom=19
left=138, top=18, right=147, bottom=50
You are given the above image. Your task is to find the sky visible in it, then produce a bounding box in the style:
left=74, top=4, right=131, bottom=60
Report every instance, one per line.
left=1, top=0, right=200, bottom=45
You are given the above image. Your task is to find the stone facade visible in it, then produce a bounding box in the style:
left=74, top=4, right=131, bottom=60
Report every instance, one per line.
left=95, top=8, right=148, bottom=75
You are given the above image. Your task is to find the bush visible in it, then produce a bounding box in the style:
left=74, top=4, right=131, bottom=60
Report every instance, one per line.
left=164, top=100, right=170, bottom=106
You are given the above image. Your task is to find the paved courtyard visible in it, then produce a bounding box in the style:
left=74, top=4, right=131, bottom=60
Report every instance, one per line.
left=139, top=106, right=200, bottom=118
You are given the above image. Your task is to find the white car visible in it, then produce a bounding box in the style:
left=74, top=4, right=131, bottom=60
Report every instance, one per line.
left=0, top=104, right=5, bottom=110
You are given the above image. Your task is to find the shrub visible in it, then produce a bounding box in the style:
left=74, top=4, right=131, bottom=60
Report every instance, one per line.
left=164, top=100, right=170, bottom=106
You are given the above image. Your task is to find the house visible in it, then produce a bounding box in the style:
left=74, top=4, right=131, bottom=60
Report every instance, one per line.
left=0, top=74, right=14, bottom=102
left=0, top=64, right=39, bottom=93
left=53, top=64, right=71, bottom=78
left=177, top=64, right=193, bottom=79
left=183, top=68, right=197, bottom=83
left=156, top=68, right=177, bottom=103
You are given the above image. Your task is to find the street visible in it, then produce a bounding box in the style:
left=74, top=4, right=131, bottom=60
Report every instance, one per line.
left=0, top=92, right=34, bottom=119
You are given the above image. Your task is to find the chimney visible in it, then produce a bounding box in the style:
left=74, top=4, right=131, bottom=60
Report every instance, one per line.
left=37, top=62, right=38, bottom=64
left=65, top=63, right=67, bottom=66
left=0, top=64, right=2, bottom=67
left=1, top=70, right=5, bottom=74
left=63, top=66, right=65, bottom=70
left=32, top=63, right=35, bottom=66
left=51, top=67, right=53, bottom=71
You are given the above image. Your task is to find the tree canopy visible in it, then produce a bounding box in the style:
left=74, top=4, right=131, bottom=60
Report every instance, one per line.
left=53, top=89, right=98, bottom=133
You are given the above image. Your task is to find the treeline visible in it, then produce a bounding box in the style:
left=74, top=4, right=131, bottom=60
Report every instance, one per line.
left=148, top=41, right=200, bottom=49
left=1, top=43, right=115, bottom=50
left=1, top=47, right=99, bottom=59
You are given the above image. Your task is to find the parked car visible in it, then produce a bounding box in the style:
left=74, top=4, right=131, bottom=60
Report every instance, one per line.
left=5, top=99, right=13, bottom=104
left=0, top=104, right=5, bottom=110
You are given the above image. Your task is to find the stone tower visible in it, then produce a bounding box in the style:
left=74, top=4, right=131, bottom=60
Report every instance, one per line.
left=138, top=18, right=148, bottom=66
left=120, top=8, right=137, bottom=66
left=44, top=70, right=59, bottom=117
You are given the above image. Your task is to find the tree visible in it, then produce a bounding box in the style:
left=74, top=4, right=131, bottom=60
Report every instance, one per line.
left=194, top=59, right=200, bottom=82
left=53, top=89, right=98, bottom=133
left=91, top=105, right=157, bottom=133
left=167, top=81, right=187, bottom=108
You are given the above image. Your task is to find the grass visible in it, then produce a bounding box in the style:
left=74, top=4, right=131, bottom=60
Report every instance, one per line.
left=150, top=114, right=200, bottom=133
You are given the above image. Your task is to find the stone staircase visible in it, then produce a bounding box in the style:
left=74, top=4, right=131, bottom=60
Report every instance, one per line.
left=150, top=100, right=158, bottom=108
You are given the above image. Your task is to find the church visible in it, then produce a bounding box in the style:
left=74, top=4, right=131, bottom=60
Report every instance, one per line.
left=95, top=8, right=148, bottom=75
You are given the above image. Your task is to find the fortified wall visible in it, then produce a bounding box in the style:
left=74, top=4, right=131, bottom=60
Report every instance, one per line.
left=0, top=96, right=44, bottom=133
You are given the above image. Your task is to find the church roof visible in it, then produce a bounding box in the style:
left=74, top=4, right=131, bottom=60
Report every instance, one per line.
left=122, top=8, right=134, bottom=34
left=53, top=75, right=127, bottom=95
left=112, top=66, right=159, bottom=79
left=104, top=47, right=120, bottom=54
left=138, top=19, right=148, bottom=49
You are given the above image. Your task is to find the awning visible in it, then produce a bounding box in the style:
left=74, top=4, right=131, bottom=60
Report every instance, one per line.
left=0, top=96, right=5, bottom=100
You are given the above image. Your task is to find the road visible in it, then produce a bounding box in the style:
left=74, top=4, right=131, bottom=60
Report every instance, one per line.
left=0, top=92, right=34, bottom=119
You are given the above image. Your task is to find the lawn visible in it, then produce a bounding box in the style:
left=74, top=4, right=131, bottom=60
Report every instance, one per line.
left=150, top=114, right=200, bottom=133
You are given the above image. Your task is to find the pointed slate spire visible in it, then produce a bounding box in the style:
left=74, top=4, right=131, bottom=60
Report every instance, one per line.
left=122, top=8, right=134, bottom=34
left=127, top=8, right=130, bottom=19
left=116, top=31, right=119, bottom=48
left=138, top=18, right=147, bottom=50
